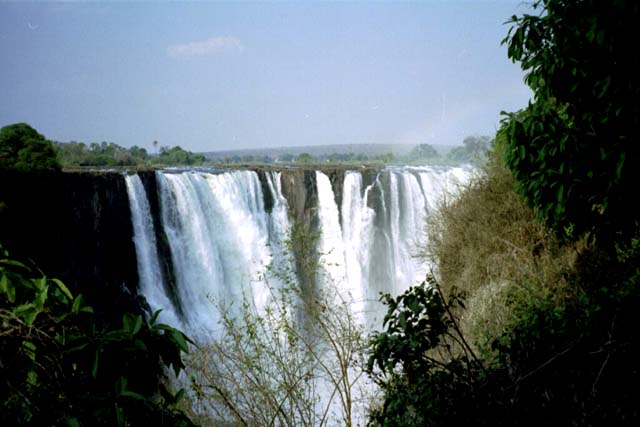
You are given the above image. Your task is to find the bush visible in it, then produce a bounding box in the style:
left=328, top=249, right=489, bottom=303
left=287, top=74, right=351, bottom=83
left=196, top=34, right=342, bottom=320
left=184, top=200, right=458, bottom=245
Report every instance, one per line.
left=0, top=251, right=194, bottom=426
left=426, top=143, right=576, bottom=350
left=366, top=276, right=489, bottom=427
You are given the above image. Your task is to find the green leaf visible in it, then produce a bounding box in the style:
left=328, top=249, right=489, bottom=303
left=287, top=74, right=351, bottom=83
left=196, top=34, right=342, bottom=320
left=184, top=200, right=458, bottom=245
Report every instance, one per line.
left=65, top=342, right=89, bottom=353
left=51, top=278, right=73, bottom=301
left=34, top=276, right=47, bottom=292
left=170, top=329, right=189, bottom=353
left=123, top=314, right=132, bottom=332
left=615, top=153, right=625, bottom=181
left=0, top=273, right=9, bottom=297
left=27, top=369, right=38, bottom=387
left=120, top=390, right=146, bottom=401
left=174, top=388, right=186, bottom=403
left=14, top=303, right=40, bottom=326
left=116, top=406, right=124, bottom=427
left=132, top=315, right=142, bottom=336
left=1, top=273, right=17, bottom=303
left=23, top=340, right=37, bottom=361
left=0, top=258, right=30, bottom=271
left=34, top=282, right=48, bottom=310
left=150, top=309, right=163, bottom=325
left=92, top=350, right=99, bottom=379
left=72, top=294, right=84, bottom=314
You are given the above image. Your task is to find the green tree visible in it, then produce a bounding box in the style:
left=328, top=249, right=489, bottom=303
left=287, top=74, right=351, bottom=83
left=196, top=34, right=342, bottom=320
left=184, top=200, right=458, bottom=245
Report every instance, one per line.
left=153, top=146, right=205, bottom=166
left=380, top=152, right=395, bottom=163
left=446, top=136, right=491, bottom=164
left=296, top=152, right=315, bottom=164
left=462, top=136, right=491, bottom=160
left=500, top=0, right=640, bottom=241
left=410, top=143, right=439, bottom=160
left=0, top=123, right=61, bottom=171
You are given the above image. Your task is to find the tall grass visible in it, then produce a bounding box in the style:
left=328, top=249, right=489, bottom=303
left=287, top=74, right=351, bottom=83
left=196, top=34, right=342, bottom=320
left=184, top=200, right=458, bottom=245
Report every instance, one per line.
left=425, top=144, right=583, bottom=354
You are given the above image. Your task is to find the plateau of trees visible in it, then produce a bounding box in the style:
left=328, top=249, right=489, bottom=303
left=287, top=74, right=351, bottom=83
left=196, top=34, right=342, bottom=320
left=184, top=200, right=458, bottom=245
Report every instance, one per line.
left=210, top=138, right=491, bottom=167
left=0, top=123, right=207, bottom=169
left=54, top=140, right=205, bottom=168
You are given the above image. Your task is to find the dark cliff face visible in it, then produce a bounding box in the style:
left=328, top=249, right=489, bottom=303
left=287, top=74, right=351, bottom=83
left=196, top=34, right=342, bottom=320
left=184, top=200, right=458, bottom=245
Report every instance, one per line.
left=280, top=169, right=320, bottom=232
left=0, top=170, right=141, bottom=323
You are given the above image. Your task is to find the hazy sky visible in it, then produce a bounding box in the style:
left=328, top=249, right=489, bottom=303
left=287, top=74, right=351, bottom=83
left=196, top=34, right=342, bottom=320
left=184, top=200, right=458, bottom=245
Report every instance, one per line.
left=0, top=1, right=532, bottom=153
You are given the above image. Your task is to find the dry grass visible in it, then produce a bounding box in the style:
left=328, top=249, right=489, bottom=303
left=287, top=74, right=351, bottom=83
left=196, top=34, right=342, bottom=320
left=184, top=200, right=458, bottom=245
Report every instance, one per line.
left=425, top=145, right=584, bottom=353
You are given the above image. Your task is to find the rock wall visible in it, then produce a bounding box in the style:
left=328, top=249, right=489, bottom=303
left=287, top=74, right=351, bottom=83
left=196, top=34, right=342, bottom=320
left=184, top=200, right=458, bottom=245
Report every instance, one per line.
left=0, top=170, right=142, bottom=322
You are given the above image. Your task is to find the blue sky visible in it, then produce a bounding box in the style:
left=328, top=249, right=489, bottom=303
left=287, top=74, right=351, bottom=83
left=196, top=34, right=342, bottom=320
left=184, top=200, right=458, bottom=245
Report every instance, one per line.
left=0, top=1, right=532, bottom=152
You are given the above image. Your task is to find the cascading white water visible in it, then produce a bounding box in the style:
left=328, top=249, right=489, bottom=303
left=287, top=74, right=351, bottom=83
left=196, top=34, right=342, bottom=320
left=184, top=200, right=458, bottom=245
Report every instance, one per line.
left=315, top=171, right=348, bottom=291
left=340, top=172, right=375, bottom=321
left=264, top=171, right=294, bottom=280
left=313, top=166, right=473, bottom=325
left=124, top=174, right=182, bottom=328
left=152, top=170, right=289, bottom=341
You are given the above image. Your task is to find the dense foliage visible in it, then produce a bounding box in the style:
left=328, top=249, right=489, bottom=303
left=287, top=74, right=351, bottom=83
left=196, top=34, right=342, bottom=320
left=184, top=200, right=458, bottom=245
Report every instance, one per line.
left=500, top=0, right=640, bottom=240
left=0, top=252, right=195, bottom=426
left=156, top=145, right=206, bottom=166
left=0, top=123, right=61, bottom=172
left=54, top=141, right=151, bottom=167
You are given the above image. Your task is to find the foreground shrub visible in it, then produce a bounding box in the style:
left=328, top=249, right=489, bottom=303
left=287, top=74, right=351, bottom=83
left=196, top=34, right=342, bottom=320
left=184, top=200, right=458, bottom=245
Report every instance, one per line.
left=0, top=252, right=194, bottom=426
left=366, top=266, right=640, bottom=426
left=366, top=276, right=493, bottom=426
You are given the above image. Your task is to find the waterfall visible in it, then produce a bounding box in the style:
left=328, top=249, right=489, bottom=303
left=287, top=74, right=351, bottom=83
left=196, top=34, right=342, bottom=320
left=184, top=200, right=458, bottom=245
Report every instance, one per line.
left=126, top=166, right=472, bottom=335
left=315, top=171, right=348, bottom=290
left=124, top=174, right=182, bottom=328
left=340, top=172, right=375, bottom=320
